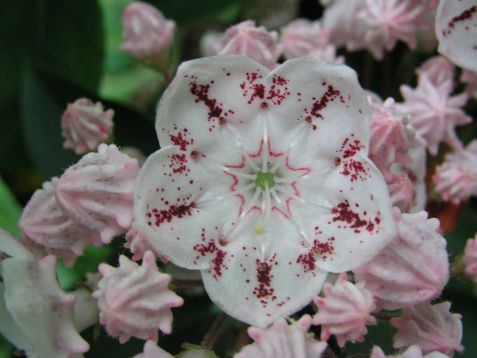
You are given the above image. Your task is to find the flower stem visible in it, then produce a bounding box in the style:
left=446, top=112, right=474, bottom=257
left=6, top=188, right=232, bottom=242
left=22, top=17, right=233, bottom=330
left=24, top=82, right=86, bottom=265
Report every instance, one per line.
left=171, top=278, right=204, bottom=288
left=201, top=313, right=228, bottom=350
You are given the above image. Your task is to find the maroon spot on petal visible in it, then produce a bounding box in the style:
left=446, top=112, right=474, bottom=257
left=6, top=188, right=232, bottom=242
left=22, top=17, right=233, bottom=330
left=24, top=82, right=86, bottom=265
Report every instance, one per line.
left=296, top=237, right=335, bottom=274
left=331, top=200, right=378, bottom=234
left=193, top=239, right=227, bottom=280
left=146, top=201, right=197, bottom=228
left=443, top=5, right=477, bottom=36
left=299, top=82, right=345, bottom=131
left=253, top=254, right=277, bottom=307
left=336, top=136, right=369, bottom=182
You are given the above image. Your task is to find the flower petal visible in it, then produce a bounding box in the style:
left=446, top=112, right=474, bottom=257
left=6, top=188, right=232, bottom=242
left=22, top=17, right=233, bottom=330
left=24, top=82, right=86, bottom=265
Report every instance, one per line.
left=156, top=55, right=269, bottom=165
left=436, top=0, right=477, bottom=71
left=202, top=211, right=328, bottom=328
left=133, top=146, right=242, bottom=269
left=287, top=156, right=395, bottom=273
left=266, top=57, right=371, bottom=159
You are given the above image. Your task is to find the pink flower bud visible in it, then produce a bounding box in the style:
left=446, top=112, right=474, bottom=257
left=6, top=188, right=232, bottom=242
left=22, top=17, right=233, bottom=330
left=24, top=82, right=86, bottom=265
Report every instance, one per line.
left=217, top=21, right=282, bottom=69
left=56, top=144, right=139, bottom=244
left=93, top=251, right=184, bottom=343
left=312, top=273, right=377, bottom=347
left=391, top=302, right=463, bottom=356
left=397, top=75, right=471, bottom=155
left=433, top=140, right=477, bottom=204
left=354, top=209, right=449, bottom=310
left=234, top=315, right=327, bottom=358
left=19, top=178, right=102, bottom=267
left=121, top=2, right=176, bottom=68
left=416, top=56, right=455, bottom=87
left=462, top=234, right=477, bottom=282
left=371, top=345, right=450, bottom=358
left=369, top=98, right=420, bottom=180
left=387, top=174, right=416, bottom=213
left=61, top=98, right=114, bottom=155
left=279, top=19, right=331, bottom=59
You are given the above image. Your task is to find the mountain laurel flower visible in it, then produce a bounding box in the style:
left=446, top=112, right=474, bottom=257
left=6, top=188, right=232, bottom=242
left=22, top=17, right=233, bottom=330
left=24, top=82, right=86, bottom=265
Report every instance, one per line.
left=370, top=345, right=450, bottom=358
left=216, top=21, right=283, bottom=69
left=19, top=178, right=103, bottom=267
left=435, top=0, right=477, bottom=71
left=391, top=302, right=463, bottom=356
left=279, top=19, right=344, bottom=64
left=234, top=315, right=327, bottom=358
left=132, top=55, right=396, bottom=327
left=462, top=234, right=477, bottom=282
left=56, top=144, right=139, bottom=244
left=416, top=56, right=455, bottom=87
left=61, top=98, right=114, bottom=155
left=0, top=230, right=89, bottom=357
left=121, top=2, right=176, bottom=68
left=354, top=209, right=449, bottom=310
left=312, top=273, right=377, bottom=347
left=94, top=251, right=184, bottom=343
left=357, top=0, right=425, bottom=59
left=433, top=140, right=477, bottom=204
left=461, top=70, right=477, bottom=100
left=397, top=74, right=471, bottom=155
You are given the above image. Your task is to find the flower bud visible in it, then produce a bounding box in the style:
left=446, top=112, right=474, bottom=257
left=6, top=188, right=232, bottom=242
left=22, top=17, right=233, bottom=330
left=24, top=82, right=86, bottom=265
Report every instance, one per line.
left=217, top=20, right=282, bottom=69
left=121, top=2, right=175, bottom=68
left=61, top=98, right=114, bottom=155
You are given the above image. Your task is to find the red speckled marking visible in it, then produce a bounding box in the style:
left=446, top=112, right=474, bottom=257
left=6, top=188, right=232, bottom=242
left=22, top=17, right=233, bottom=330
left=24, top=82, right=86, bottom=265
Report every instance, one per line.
left=300, top=82, right=346, bottom=130
left=442, top=5, right=477, bottom=36
left=240, top=73, right=290, bottom=107
left=169, top=126, right=194, bottom=151
left=193, top=238, right=227, bottom=280
left=186, top=75, right=235, bottom=131
left=331, top=200, right=380, bottom=234
left=337, top=135, right=369, bottom=182
left=297, top=237, right=335, bottom=275
left=253, top=254, right=277, bottom=307
left=146, top=201, right=196, bottom=228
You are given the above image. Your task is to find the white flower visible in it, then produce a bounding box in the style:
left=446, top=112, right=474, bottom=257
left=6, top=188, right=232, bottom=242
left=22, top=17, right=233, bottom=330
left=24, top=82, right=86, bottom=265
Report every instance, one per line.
left=133, top=55, right=395, bottom=327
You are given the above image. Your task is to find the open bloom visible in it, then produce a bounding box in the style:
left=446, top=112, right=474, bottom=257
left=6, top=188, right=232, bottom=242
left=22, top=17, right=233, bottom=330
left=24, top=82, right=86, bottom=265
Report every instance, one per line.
left=133, top=55, right=395, bottom=327
left=234, top=315, right=327, bottom=358
left=435, top=0, right=477, bottom=71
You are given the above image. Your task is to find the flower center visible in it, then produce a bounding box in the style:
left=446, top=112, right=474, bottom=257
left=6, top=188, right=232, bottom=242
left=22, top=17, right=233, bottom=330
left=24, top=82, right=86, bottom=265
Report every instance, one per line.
left=255, top=171, right=275, bottom=189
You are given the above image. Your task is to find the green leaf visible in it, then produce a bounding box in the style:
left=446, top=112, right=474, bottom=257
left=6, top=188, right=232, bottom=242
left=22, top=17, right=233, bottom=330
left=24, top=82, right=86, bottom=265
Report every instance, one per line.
left=150, top=0, right=249, bottom=25
left=56, top=245, right=112, bottom=291
left=0, top=177, right=21, bottom=237
left=20, top=67, right=79, bottom=179
left=31, top=0, right=104, bottom=91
